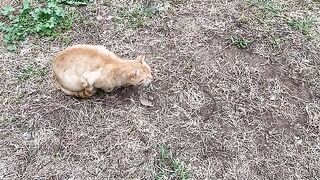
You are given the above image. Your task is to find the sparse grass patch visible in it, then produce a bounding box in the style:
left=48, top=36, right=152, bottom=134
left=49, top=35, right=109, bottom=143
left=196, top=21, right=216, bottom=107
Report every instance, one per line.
left=287, top=17, right=315, bottom=35
left=113, top=4, right=155, bottom=29
left=18, top=62, right=47, bottom=81
left=250, top=0, right=281, bottom=16
left=250, top=0, right=281, bottom=15
left=155, top=145, right=190, bottom=180
left=113, top=2, right=171, bottom=29
left=231, top=36, right=252, bottom=49
left=0, top=0, right=73, bottom=51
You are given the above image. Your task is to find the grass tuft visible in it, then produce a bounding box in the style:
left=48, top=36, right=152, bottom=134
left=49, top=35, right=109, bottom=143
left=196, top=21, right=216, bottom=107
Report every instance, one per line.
left=155, top=145, right=190, bottom=180
left=231, top=36, right=252, bottom=49
left=113, top=2, right=171, bottom=29
left=18, top=62, right=47, bottom=81
left=287, top=17, right=315, bottom=35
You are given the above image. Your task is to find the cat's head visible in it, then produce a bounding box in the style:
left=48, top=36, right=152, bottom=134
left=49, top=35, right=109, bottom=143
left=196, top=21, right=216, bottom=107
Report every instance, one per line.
left=127, top=55, right=152, bottom=86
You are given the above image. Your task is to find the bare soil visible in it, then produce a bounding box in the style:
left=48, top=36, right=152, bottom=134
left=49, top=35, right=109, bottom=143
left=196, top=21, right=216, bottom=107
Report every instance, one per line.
left=0, top=0, right=319, bottom=179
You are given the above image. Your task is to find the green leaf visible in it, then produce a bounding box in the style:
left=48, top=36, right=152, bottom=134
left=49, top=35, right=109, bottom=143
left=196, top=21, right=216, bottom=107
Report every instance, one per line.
left=54, top=7, right=65, bottom=17
left=8, top=14, right=15, bottom=20
left=46, top=17, right=56, bottom=28
left=7, top=44, right=17, bottom=51
left=22, top=0, right=30, bottom=10
left=35, top=24, right=44, bottom=32
left=0, top=22, right=7, bottom=32
left=4, top=34, right=13, bottom=43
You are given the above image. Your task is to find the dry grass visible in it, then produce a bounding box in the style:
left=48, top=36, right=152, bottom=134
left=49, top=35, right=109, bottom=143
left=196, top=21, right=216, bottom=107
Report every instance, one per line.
left=0, top=0, right=320, bottom=179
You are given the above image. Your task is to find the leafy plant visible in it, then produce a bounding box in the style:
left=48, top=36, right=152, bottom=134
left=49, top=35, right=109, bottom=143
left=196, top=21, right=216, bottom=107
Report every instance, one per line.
left=0, top=0, right=73, bottom=51
left=155, top=145, right=190, bottom=180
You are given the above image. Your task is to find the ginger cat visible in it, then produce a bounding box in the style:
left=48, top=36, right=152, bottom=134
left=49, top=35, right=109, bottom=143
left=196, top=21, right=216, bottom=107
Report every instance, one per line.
left=52, top=44, right=152, bottom=98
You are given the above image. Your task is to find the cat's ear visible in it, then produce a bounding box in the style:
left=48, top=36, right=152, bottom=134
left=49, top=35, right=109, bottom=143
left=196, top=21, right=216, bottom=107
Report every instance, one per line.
left=135, top=55, right=145, bottom=64
left=130, top=70, right=140, bottom=79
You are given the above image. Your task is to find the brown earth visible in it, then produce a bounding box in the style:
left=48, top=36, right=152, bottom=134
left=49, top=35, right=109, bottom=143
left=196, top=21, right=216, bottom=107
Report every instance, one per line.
left=0, top=0, right=319, bottom=179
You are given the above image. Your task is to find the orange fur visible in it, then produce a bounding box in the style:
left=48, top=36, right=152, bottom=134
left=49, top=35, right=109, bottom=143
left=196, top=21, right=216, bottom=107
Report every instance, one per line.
left=52, top=44, right=152, bottom=98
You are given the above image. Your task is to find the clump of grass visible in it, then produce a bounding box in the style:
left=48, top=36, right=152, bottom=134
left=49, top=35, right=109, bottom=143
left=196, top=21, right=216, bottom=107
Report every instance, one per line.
left=231, top=36, right=252, bottom=49
left=270, top=35, right=283, bottom=50
left=18, top=62, right=47, bottom=81
left=0, top=0, right=73, bottom=51
left=287, top=17, right=315, bottom=35
left=155, top=145, right=190, bottom=180
left=113, top=2, right=171, bottom=29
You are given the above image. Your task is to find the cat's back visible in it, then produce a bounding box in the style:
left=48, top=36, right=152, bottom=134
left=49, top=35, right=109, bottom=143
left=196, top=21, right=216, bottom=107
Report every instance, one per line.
left=54, top=44, right=111, bottom=61
left=53, top=44, right=117, bottom=70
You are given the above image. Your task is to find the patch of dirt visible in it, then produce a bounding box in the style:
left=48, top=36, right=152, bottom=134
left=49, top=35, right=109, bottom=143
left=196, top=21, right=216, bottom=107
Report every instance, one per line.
left=1, top=0, right=320, bottom=179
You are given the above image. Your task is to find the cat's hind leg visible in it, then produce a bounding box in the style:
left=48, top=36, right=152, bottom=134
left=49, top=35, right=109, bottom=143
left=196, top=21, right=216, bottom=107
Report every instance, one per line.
left=59, top=84, right=95, bottom=98
left=59, top=84, right=78, bottom=97
left=57, top=77, right=96, bottom=98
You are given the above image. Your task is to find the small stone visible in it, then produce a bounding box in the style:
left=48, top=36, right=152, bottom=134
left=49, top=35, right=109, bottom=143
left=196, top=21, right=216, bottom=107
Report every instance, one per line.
left=270, top=94, right=277, bottom=101
left=296, top=139, right=303, bottom=145
left=22, top=132, right=33, bottom=141
left=106, top=16, right=113, bottom=20
left=96, top=15, right=103, bottom=21
left=140, top=98, right=153, bottom=107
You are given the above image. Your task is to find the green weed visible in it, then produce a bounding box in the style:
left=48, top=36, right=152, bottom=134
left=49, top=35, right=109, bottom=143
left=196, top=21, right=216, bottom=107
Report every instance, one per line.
left=18, top=63, right=47, bottom=81
left=231, top=36, right=252, bottom=49
left=287, top=17, right=315, bottom=35
left=0, top=0, right=73, bottom=51
left=155, top=145, right=190, bottom=180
